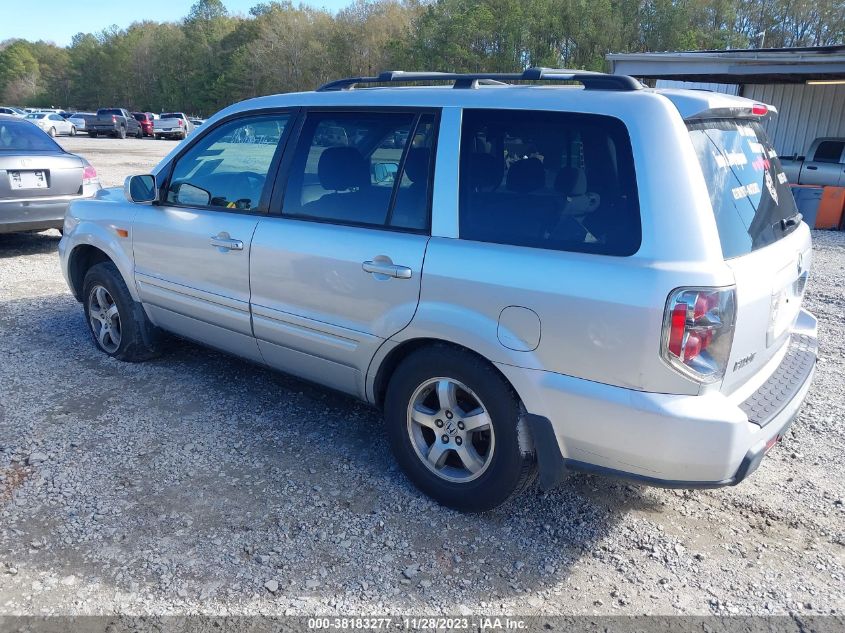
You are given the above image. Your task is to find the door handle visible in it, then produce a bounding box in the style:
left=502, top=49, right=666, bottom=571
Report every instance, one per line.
left=210, top=235, right=244, bottom=251
left=806, top=165, right=818, bottom=170
left=362, top=260, right=412, bottom=279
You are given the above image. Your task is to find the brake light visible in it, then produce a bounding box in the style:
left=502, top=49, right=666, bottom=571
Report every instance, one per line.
left=112, top=115, right=117, bottom=122
left=178, top=119, right=184, bottom=126
left=751, top=103, right=768, bottom=116
left=82, top=163, right=98, bottom=185
left=662, top=287, right=736, bottom=382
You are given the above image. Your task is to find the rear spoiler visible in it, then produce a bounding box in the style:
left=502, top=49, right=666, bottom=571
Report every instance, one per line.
left=685, top=103, right=778, bottom=121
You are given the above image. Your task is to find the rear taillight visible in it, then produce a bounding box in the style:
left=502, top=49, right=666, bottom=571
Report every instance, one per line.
left=178, top=119, right=184, bottom=126
left=751, top=103, right=768, bottom=116
left=112, top=115, right=117, bottom=122
left=662, top=287, right=736, bottom=382
left=82, top=163, right=98, bottom=185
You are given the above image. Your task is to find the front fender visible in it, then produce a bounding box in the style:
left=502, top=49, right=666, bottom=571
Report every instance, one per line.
left=60, top=190, right=139, bottom=302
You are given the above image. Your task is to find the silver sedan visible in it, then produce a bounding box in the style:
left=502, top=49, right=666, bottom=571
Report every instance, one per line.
left=25, top=112, right=77, bottom=137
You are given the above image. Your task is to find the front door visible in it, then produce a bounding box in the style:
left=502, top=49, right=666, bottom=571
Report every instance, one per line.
left=132, top=112, right=293, bottom=361
left=249, top=109, right=438, bottom=395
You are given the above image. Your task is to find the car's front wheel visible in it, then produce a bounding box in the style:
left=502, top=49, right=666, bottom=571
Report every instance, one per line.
left=384, top=346, right=536, bottom=512
left=69, top=126, right=76, bottom=136
left=82, top=262, right=161, bottom=362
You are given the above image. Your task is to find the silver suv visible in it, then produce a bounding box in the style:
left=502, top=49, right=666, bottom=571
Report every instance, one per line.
left=59, top=69, right=818, bottom=512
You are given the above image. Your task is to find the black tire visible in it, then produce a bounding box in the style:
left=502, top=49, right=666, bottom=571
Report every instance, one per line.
left=118, top=126, right=126, bottom=139
left=82, top=261, right=161, bottom=362
left=384, top=345, right=536, bottom=512
left=48, top=127, right=56, bottom=137
left=135, top=126, right=142, bottom=139
left=70, top=126, right=76, bottom=136
left=154, top=134, right=161, bottom=140
left=88, top=131, right=97, bottom=138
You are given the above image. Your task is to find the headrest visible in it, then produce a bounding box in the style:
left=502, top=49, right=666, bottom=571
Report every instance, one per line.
left=404, top=148, right=430, bottom=184
left=506, top=157, right=545, bottom=194
left=318, top=146, right=369, bottom=191
left=555, top=167, right=587, bottom=196
left=467, top=153, right=503, bottom=191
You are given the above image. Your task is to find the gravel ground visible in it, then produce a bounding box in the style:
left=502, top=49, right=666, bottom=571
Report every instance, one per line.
left=0, top=139, right=843, bottom=617
left=56, top=136, right=176, bottom=187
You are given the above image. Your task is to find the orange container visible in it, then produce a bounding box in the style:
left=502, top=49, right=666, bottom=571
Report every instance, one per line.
left=815, top=186, right=845, bottom=229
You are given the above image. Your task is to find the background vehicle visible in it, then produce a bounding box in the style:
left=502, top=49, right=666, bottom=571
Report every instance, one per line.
left=25, top=112, right=76, bottom=137
left=0, top=114, right=100, bottom=233
left=132, top=112, right=156, bottom=136
left=67, top=112, right=95, bottom=132
left=89, top=108, right=142, bottom=139
left=189, top=117, right=204, bottom=127
left=781, top=137, right=845, bottom=186
left=153, top=112, right=193, bottom=140
left=59, top=70, right=816, bottom=512
left=0, top=106, right=26, bottom=117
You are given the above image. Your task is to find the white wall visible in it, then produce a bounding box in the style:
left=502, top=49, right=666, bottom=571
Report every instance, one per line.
left=655, top=79, right=740, bottom=95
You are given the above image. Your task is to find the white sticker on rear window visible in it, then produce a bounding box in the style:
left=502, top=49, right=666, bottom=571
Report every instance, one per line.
left=726, top=151, right=747, bottom=167
left=746, top=182, right=761, bottom=195
left=778, top=172, right=788, bottom=184
left=738, top=126, right=757, bottom=138
left=748, top=141, right=764, bottom=154
left=732, top=185, right=747, bottom=200
left=768, top=149, right=778, bottom=158
left=714, top=153, right=727, bottom=168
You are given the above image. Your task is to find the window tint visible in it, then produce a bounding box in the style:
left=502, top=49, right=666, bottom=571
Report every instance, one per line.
left=0, top=120, right=61, bottom=151
left=282, top=110, right=433, bottom=231
left=459, top=109, right=641, bottom=255
left=165, top=114, right=289, bottom=211
left=161, top=113, right=184, bottom=120
left=688, top=119, right=798, bottom=259
left=97, top=109, right=123, bottom=116
left=813, top=140, right=844, bottom=163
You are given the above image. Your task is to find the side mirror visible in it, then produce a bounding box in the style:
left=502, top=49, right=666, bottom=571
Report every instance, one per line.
left=372, top=161, right=398, bottom=184
left=124, top=174, right=158, bottom=204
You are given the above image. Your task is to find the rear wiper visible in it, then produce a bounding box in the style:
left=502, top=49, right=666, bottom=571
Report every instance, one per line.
left=780, top=212, right=803, bottom=231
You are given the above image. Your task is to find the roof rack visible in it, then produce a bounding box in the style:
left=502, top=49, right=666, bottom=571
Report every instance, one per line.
left=317, top=68, right=643, bottom=92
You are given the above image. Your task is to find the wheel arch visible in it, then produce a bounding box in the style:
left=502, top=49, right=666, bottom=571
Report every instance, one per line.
left=67, top=244, right=115, bottom=301
left=369, top=337, right=524, bottom=412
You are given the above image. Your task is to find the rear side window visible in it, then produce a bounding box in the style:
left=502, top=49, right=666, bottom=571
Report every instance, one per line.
left=282, top=110, right=435, bottom=231
left=688, top=119, right=799, bottom=259
left=812, top=140, right=844, bottom=163
left=459, top=109, right=641, bottom=255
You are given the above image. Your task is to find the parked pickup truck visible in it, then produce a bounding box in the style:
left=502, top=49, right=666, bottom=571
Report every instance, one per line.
left=154, top=112, right=194, bottom=140
left=781, top=137, right=845, bottom=186
left=89, top=108, right=142, bottom=139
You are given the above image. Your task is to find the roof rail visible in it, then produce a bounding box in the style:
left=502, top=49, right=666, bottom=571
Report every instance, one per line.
left=317, top=68, right=643, bottom=92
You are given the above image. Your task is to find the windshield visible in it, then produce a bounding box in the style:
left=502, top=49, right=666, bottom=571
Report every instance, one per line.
left=688, top=119, right=799, bottom=259
left=0, top=119, right=62, bottom=151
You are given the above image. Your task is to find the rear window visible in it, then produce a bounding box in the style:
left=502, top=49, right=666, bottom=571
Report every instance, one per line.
left=161, top=113, right=183, bottom=120
left=0, top=120, right=61, bottom=151
left=97, top=109, right=123, bottom=116
left=688, top=119, right=799, bottom=259
left=459, top=109, right=641, bottom=255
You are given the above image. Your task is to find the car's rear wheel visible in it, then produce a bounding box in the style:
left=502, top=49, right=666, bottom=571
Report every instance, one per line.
left=88, top=131, right=97, bottom=138
left=384, top=346, right=536, bottom=512
left=135, top=127, right=142, bottom=139
left=48, top=127, right=56, bottom=137
left=69, top=126, right=76, bottom=136
left=82, top=262, right=161, bottom=362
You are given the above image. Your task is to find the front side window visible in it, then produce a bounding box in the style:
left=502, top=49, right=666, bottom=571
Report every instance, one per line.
left=813, top=140, right=844, bottom=163
left=282, top=110, right=435, bottom=231
left=165, top=114, right=290, bottom=211
left=459, top=109, right=641, bottom=255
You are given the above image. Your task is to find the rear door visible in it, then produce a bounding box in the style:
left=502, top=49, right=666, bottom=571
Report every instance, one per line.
left=801, top=139, right=845, bottom=186
left=132, top=111, right=294, bottom=361
left=687, top=118, right=811, bottom=395
left=249, top=109, right=437, bottom=395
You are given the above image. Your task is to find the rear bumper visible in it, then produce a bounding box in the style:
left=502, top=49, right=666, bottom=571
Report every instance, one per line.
left=0, top=187, right=100, bottom=233
left=502, top=309, right=818, bottom=490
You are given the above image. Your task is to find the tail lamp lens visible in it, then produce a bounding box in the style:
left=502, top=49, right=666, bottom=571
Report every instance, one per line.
left=82, top=163, right=98, bottom=185
left=662, top=287, right=736, bottom=382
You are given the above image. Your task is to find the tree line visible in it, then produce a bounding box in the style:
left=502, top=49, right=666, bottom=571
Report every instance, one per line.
left=1, top=0, right=843, bottom=116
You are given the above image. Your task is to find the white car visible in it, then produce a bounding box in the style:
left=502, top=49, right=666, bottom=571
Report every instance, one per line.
left=59, top=69, right=817, bottom=511
left=67, top=112, right=94, bottom=132
left=0, top=106, right=26, bottom=117
left=25, top=112, right=76, bottom=137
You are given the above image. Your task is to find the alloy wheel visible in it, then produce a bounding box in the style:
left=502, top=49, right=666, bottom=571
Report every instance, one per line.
left=87, top=285, right=122, bottom=353
left=406, top=377, right=495, bottom=483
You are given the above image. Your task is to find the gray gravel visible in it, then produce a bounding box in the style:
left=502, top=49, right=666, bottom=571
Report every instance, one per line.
left=0, top=143, right=843, bottom=615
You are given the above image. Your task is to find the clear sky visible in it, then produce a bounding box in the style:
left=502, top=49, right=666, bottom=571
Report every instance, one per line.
left=0, top=0, right=352, bottom=47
